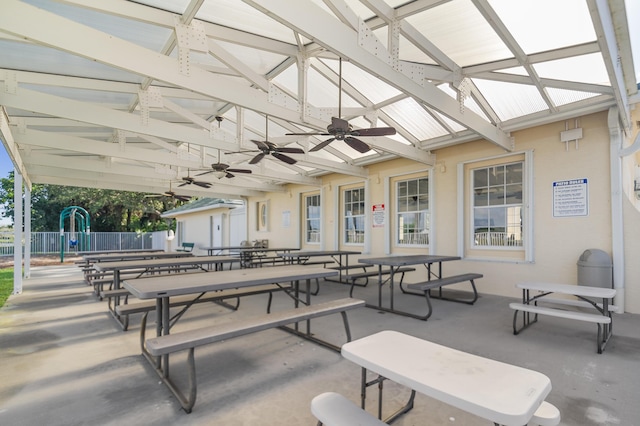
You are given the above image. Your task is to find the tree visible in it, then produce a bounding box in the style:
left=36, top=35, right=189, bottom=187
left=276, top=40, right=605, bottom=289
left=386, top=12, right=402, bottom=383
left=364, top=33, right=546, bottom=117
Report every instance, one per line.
left=0, top=172, right=186, bottom=232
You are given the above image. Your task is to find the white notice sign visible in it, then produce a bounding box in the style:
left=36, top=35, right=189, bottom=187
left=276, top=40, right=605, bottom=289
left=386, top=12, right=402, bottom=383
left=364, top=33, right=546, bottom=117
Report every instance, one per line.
left=553, top=178, right=588, bottom=217
left=372, top=204, right=385, bottom=227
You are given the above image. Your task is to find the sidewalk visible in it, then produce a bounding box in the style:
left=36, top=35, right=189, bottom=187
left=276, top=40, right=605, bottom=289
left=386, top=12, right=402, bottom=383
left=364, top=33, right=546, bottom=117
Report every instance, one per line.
left=1, top=263, right=639, bottom=425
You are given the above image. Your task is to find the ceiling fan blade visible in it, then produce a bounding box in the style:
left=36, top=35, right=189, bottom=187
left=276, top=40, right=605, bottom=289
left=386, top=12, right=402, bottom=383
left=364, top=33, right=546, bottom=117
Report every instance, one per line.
left=194, top=181, right=211, bottom=188
left=227, top=168, right=252, bottom=174
left=353, top=127, right=396, bottom=137
left=285, top=131, right=330, bottom=136
left=196, top=170, right=213, bottom=176
left=178, top=182, right=188, bottom=187
left=272, top=152, right=297, bottom=165
left=249, top=152, right=266, bottom=164
left=345, top=136, right=371, bottom=153
left=309, top=137, right=335, bottom=152
left=175, top=195, right=191, bottom=202
left=250, top=139, right=269, bottom=150
left=225, top=172, right=235, bottom=178
left=276, top=147, right=304, bottom=154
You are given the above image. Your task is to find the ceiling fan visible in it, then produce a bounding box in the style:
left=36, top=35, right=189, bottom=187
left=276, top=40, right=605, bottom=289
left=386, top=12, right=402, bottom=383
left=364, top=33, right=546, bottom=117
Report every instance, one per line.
left=197, top=149, right=253, bottom=179
left=197, top=117, right=253, bottom=179
left=286, top=58, right=396, bottom=153
left=145, top=182, right=191, bottom=202
left=248, top=115, right=304, bottom=165
left=178, top=169, right=212, bottom=188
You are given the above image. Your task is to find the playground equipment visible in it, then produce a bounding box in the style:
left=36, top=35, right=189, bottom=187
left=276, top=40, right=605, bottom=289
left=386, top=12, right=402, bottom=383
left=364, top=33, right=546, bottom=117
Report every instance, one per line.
left=59, top=206, right=91, bottom=262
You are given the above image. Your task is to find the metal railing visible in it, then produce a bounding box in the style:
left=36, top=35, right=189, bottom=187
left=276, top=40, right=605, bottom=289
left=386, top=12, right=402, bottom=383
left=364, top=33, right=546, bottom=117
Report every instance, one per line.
left=0, top=231, right=154, bottom=256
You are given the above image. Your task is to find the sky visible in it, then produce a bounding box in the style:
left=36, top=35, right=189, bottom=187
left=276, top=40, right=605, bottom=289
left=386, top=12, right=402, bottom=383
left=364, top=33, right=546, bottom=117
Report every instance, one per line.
left=0, top=1, right=638, bottom=226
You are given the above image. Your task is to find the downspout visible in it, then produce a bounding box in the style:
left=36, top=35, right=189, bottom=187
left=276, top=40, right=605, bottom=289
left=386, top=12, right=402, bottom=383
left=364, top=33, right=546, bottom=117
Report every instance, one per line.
left=608, top=107, right=625, bottom=311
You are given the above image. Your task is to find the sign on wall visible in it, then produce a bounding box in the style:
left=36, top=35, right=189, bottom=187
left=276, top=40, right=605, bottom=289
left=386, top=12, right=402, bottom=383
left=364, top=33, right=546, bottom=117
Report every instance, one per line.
left=372, top=203, right=385, bottom=227
left=553, top=178, right=588, bottom=217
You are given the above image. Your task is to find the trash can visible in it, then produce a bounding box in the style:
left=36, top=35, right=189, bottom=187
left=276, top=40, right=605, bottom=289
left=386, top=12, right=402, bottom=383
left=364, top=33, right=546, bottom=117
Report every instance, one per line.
left=577, top=249, right=612, bottom=288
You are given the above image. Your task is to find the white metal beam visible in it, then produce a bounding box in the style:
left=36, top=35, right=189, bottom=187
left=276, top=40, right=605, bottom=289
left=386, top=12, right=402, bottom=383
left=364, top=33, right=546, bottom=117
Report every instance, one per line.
left=243, top=0, right=513, bottom=151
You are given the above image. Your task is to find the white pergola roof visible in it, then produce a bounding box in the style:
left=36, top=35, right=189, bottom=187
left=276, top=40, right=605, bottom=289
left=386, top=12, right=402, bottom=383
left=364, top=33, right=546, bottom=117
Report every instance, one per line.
left=0, top=0, right=637, bottom=198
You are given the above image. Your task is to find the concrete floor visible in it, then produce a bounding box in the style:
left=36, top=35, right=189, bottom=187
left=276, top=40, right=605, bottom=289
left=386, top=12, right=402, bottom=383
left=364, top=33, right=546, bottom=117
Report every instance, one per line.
left=0, top=264, right=639, bottom=426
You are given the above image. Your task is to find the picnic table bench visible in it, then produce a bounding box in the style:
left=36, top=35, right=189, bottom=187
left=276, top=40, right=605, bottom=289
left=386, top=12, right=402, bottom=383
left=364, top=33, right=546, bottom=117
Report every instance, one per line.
left=311, top=391, right=559, bottom=426
left=311, top=392, right=387, bottom=426
left=144, top=298, right=365, bottom=413
left=402, top=272, right=483, bottom=320
left=345, top=266, right=415, bottom=291
left=176, top=242, right=195, bottom=252
left=510, top=281, right=616, bottom=353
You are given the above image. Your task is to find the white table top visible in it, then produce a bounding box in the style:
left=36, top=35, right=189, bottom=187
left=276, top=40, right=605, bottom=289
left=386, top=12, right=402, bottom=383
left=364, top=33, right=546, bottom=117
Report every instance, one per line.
left=124, top=265, right=339, bottom=299
left=341, top=330, right=551, bottom=426
left=517, top=282, right=616, bottom=299
left=94, top=255, right=237, bottom=272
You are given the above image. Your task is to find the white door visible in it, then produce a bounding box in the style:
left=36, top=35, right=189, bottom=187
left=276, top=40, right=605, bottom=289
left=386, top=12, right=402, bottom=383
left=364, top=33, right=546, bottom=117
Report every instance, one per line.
left=211, top=215, right=222, bottom=247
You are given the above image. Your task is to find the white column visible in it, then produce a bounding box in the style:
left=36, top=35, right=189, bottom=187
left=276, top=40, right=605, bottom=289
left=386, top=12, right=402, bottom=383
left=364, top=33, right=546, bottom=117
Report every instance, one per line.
left=23, top=184, right=31, bottom=278
left=13, top=169, right=22, bottom=294
left=608, top=107, right=625, bottom=311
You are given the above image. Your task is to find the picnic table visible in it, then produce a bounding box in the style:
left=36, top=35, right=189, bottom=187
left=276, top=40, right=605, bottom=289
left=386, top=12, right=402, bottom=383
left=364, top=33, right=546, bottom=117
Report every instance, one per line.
left=356, top=255, right=481, bottom=320
left=123, top=265, right=365, bottom=412
left=511, top=281, right=617, bottom=353
left=341, top=330, right=554, bottom=425
left=94, top=255, right=239, bottom=328
left=277, top=250, right=362, bottom=284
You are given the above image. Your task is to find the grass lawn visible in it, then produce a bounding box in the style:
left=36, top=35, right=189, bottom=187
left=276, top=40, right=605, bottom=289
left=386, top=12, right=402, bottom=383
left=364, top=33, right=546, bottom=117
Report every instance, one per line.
left=0, top=268, right=13, bottom=308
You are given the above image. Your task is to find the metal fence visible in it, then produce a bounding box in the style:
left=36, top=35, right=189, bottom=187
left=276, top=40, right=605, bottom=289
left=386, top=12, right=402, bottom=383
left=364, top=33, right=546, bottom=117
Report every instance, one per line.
left=0, top=231, right=154, bottom=256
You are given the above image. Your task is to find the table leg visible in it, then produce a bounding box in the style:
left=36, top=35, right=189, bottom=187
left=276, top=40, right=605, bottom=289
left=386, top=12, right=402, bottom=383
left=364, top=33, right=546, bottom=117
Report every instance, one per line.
left=389, top=268, right=395, bottom=311
left=161, top=296, right=170, bottom=376
left=377, top=265, right=383, bottom=307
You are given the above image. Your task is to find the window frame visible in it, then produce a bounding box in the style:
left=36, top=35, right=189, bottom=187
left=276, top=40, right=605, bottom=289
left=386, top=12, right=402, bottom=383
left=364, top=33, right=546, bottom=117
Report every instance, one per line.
left=471, top=161, right=524, bottom=249
left=394, top=175, right=430, bottom=247
left=458, top=150, right=533, bottom=263
left=342, top=186, right=366, bottom=245
left=304, top=193, right=321, bottom=244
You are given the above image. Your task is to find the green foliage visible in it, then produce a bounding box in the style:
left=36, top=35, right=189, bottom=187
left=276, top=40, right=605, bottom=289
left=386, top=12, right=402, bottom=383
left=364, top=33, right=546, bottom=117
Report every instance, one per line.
left=0, top=171, right=187, bottom=232
left=0, top=268, right=12, bottom=308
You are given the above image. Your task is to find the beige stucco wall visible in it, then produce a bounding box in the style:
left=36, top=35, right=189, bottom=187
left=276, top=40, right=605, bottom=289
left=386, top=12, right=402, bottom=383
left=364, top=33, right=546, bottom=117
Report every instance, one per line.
left=246, top=110, right=640, bottom=313
left=169, top=207, right=238, bottom=256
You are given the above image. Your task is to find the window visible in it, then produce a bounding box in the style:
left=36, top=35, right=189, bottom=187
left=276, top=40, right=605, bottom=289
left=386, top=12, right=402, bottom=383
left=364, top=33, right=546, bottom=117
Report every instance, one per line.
left=396, top=177, right=429, bottom=246
left=257, top=201, right=268, bottom=231
left=472, top=162, right=523, bottom=247
left=343, top=187, right=365, bottom=244
left=305, top=194, right=321, bottom=243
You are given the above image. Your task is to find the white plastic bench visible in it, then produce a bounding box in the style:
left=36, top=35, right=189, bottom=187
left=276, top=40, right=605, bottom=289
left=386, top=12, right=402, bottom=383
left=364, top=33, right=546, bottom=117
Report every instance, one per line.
left=531, top=400, right=561, bottom=426
left=311, top=392, right=386, bottom=426
left=311, top=391, right=560, bottom=426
